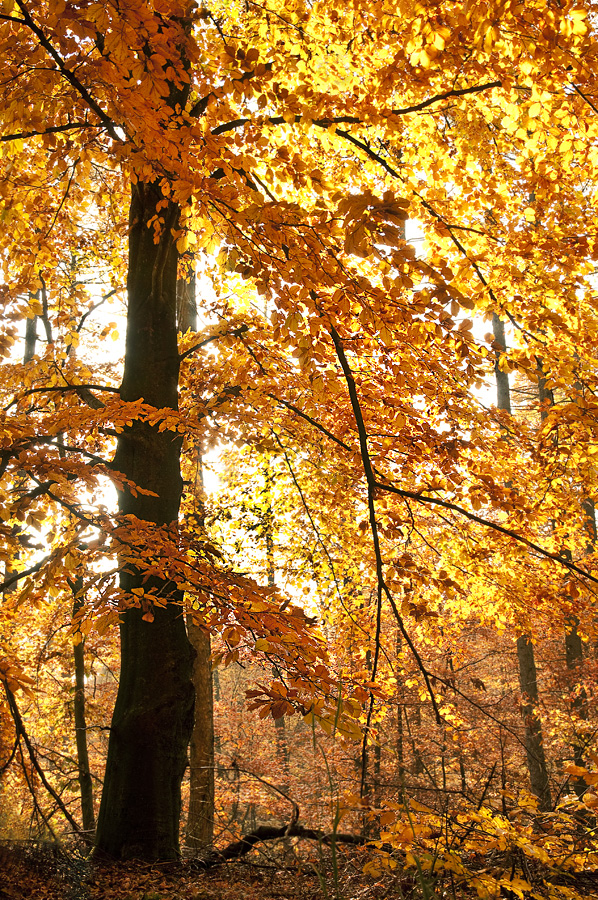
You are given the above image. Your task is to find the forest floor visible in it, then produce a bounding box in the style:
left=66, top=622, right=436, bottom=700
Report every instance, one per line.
left=1, top=840, right=598, bottom=900
left=0, top=842, right=406, bottom=900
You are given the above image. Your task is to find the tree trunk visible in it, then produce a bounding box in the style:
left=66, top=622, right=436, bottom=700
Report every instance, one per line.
left=71, top=576, right=95, bottom=836
left=185, top=619, right=214, bottom=851
left=262, top=466, right=290, bottom=783
left=24, top=310, right=37, bottom=363
left=493, top=315, right=551, bottom=810
left=516, top=635, right=551, bottom=809
left=395, top=631, right=405, bottom=782
left=175, top=277, right=217, bottom=852
left=538, top=361, right=589, bottom=781
left=95, top=181, right=195, bottom=860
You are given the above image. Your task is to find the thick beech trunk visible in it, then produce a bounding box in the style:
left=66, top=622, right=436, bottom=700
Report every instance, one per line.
left=95, top=182, right=194, bottom=860
left=493, top=315, right=551, bottom=810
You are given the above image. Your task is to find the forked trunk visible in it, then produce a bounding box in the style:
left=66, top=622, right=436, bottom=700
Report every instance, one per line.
left=95, top=181, right=194, bottom=860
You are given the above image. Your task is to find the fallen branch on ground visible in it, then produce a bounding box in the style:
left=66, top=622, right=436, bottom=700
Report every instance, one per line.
left=194, top=822, right=366, bottom=868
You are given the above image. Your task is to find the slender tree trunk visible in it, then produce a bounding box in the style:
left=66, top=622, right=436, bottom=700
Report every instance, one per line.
left=565, top=493, right=593, bottom=769
left=95, top=181, right=195, bottom=860
left=4, top=311, right=38, bottom=595
left=176, top=274, right=216, bottom=851
left=71, top=576, right=95, bottom=836
left=397, top=704, right=404, bottom=780
left=373, top=741, right=382, bottom=808
left=262, top=459, right=290, bottom=781
left=493, top=315, right=551, bottom=810
left=24, top=310, right=37, bottom=363
left=538, top=360, right=590, bottom=779
left=515, top=635, right=551, bottom=808
left=409, top=703, right=424, bottom=775
left=186, top=619, right=214, bottom=851
left=395, top=631, right=405, bottom=782
left=561, top=532, right=589, bottom=779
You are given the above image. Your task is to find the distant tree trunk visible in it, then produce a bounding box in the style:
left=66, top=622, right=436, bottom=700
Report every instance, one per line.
left=565, top=490, right=593, bottom=768
left=538, top=360, right=589, bottom=780
left=373, top=741, right=382, bottom=808
left=176, top=269, right=216, bottom=852
left=94, top=181, right=195, bottom=860
left=176, top=255, right=197, bottom=334
left=494, top=315, right=551, bottom=810
left=70, top=576, right=95, bottom=836
left=397, top=704, right=404, bottom=780
left=24, top=311, right=37, bottom=363
left=396, top=631, right=405, bottom=782
left=561, top=515, right=590, bottom=781
left=186, top=619, right=214, bottom=851
left=262, top=457, right=290, bottom=782
left=3, top=310, right=38, bottom=596
left=515, top=635, right=551, bottom=808
left=408, top=702, right=424, bottom=775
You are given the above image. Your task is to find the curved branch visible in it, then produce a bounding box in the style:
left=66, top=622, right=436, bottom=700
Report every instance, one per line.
left=267, top=383, right=598, bottom=587
left=231, top=763, right=299, bottom=827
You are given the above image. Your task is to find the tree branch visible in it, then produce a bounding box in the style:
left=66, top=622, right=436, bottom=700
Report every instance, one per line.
left=329, top=323, right=442, bottom=726
left=14, top=0, right=120, bottom=141
left=3, top=680, right=82, bottom=834
left=1, top=122, right=98, bottom=143
left=196, top=821, right=366, bottom=868
left=376, top=480, right=598, bottom=587
left=4, top=383, right=119, bottom=412
left=211, top=81, right=503, bottom=136
left=0, top=557, right=52, bottom=594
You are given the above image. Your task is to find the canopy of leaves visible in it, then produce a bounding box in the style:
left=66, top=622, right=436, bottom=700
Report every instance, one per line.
left=2, top=0, right=598, bottom=893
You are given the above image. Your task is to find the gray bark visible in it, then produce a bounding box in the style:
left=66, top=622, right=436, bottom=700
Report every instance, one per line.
left=24, top=311, right=37, bottom=363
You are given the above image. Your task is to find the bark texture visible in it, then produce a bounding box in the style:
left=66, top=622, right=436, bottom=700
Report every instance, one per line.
left=177, top=264, right=216, bottom=852
left=516, top=635, right=551, bottom=810
left=185, top=621, right=215, bottom=851
left=95, top=181, right=194, bottom=860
